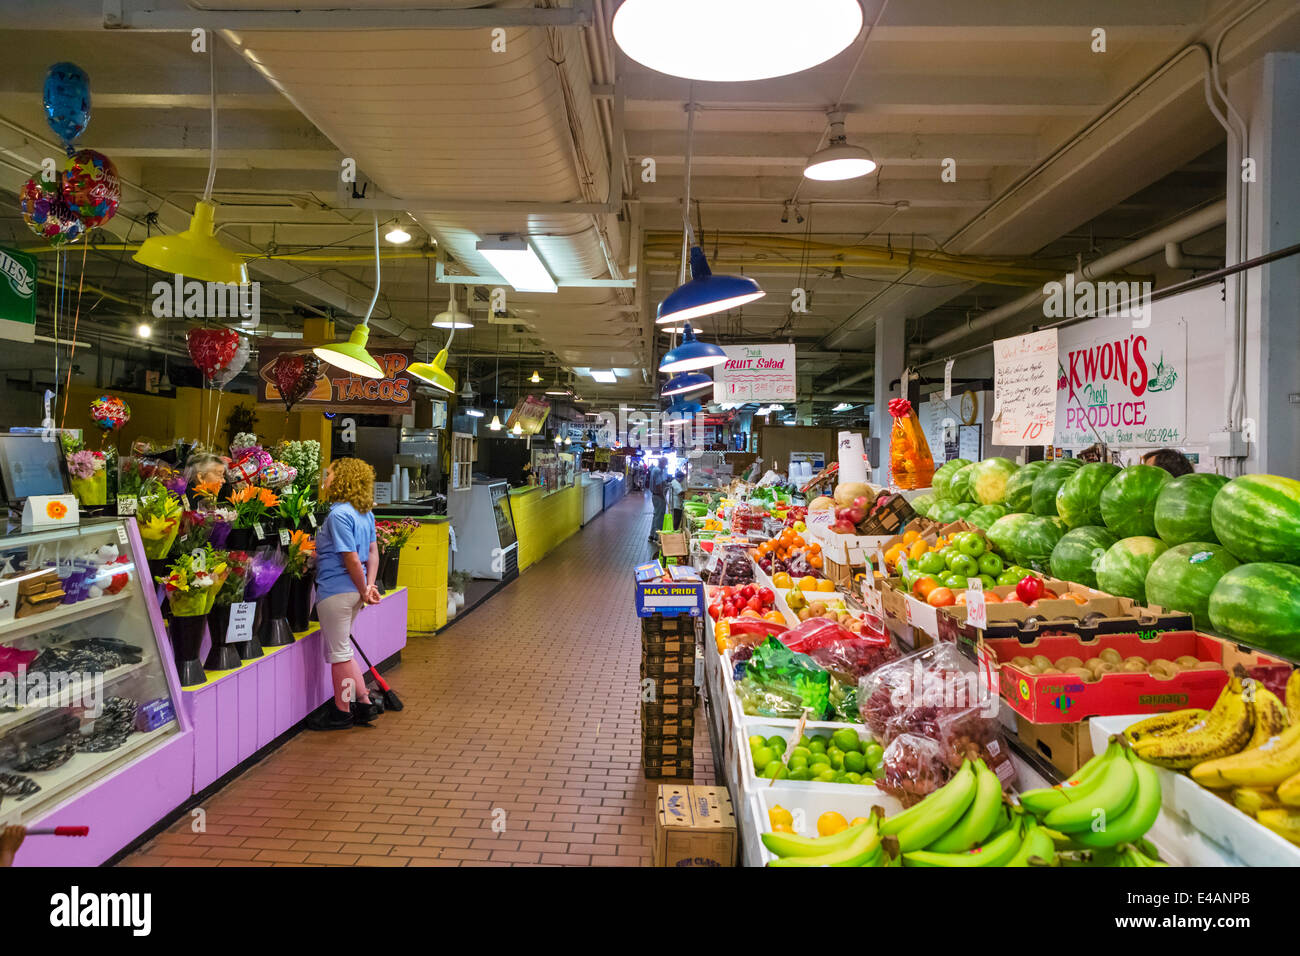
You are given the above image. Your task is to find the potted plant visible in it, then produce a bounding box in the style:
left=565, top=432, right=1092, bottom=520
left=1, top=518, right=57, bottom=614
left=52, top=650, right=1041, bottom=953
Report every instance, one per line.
left=449, top=570, right=471, bottom=611
left=240, top=548, right=287, bottom=659
left=158, top=546, right=229, bottom=687
left=227, top=485, right=280, bottom=552
left=66, top=448, right=108, bottom=507
left=205, top=550, right=251, bottom=671
left=284, top=530, right=316, bottom=632
left=375, top=517, right=418, bottom=591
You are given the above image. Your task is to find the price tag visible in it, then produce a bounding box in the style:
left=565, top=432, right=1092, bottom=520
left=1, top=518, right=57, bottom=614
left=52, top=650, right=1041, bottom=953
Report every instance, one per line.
left=862, top=576, right=883, bottom=618
left=307, top=512, right=318, bottom=529
left=253, top=522, right=265, bottom=541
left=117, top=497, right=137, bottom=516
left=226, top=601, right=255, bottom=644
left=897, top=555, right=908, bottom=577
left=904, top=596, right=918, bottom=626
left=943, top=359, right=955, bottom=400
left=806, top=509, right=834, bottom=529
left=975, top=643, right=999, bottom=702
left=116, top=525, right=128, bottom=545
left=966, top=577, right=987, bottom=630
left=279, top=529, right=291, bottom=546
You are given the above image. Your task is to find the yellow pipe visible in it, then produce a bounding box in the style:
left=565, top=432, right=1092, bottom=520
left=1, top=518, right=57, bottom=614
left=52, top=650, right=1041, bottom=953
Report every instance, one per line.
left=19, top=243, right=438, bottom=263
left=36, top=274, right=134, bottom=306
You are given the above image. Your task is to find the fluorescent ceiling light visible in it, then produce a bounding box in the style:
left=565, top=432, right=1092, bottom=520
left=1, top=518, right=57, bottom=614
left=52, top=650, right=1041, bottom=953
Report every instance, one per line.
left=768, top=404, right=785, bottom=411
left=466, top=408, right=485, bottom=418
left=476, top=236, right=557, bottom=293
left=783, top=419, right=797, bottom=426
left=832, top=402, right=854, bottom=412
left=590, top=370, right=618, bottom=384
left=612, top=0, right=863, bottom=83
left=805, top=112, right=877, bottom=181
left=385, top=226, right=412, bottom=244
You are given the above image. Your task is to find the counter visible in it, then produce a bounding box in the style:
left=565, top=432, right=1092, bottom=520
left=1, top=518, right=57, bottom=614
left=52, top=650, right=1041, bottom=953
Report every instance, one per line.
left=581, top=473, right=604, bottom=525
left=375, top=513, right=450, bottom=634
left=602, top=472, right=627, bottom=509
left=510, top=483, right=582, bottom=571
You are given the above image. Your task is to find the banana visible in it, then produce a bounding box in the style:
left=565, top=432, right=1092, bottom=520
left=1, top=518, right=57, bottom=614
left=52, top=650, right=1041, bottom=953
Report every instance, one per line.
left=927, top=759, right=1004, bottom=852
left=1200, top=721, right=1300, bottom=788
left=1045, top=745, right=1139, bottom=833
left=1276, top=770, right=1300, bottom=807
left=1115, top=843, right=1168, bottom=867
left=1017, top=745, right=1117, bottom=817
left=1006, top=817, right=1056, bottom=867
left=895, top=761, right=979, bottom=852
left=1134, top=677, right=1254, bottom=769
left=1072, top=749, right=1162, bottom=848
left=1287, top=670, right=1300, bottom=723
left=1246, top=687, right=1291, bottom=750
left=880, top=759, right=973, bottom=836
left=1233, top=786, right=1282, bottom=816
left=761, top=820, right=871, bottom=857
left=1049, top=739, right=1125, bottom=809
left=903, top=822, right=1024, bottom=867
left=767, top=822, right=881, bottom=866
left=1255, top=808, right=1300, bottom=846
left=1124, top=708, right=1209, bottom=745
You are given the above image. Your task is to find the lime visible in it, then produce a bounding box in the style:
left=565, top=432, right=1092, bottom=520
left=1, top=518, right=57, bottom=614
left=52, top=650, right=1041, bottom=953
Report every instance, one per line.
left=844, top=771, right=862, bottom=783
left=788, top=767, right=813, bottom=781
left=751, top=746, right=777, bottom=770
left=797, top=735, right=813, bottom=748
left=762, top=761, right=788, bottom=779
left=864, top=743, right=884, bottom=764
left=843, top=751, right=867, bottom=774
left=814, top=769, right=837, bottom=783
left=808, top=753, right=831, bottom=768
left=831, top=772, right=850, bottom=784
left=831, top=728, right=861, bottom=753
left=788, top=754, right=809, bottom=771
left=766, top=735, right=788, bottom=753
left=789, top=745, right=811, bottom=763
left=808, top=739, right=827, bottom=755
left=748, top=734, right=768, bottom=751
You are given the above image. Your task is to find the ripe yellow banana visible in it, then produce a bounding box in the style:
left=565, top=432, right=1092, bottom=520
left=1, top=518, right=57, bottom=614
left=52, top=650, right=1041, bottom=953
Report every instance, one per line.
left=1233, top=786, right=1282, bottom=816
left=1207, top=721, right=1300, bottom=788
left=1246, top=687, right=1290, bottom=750
left=1134, top=677, right=1253, bottom=770
left=1124, top=708, right=1209, bottom=746
left=1277, top=770, right=1300, bottom=808
left=1255, top=808, right=1300, bottom=846
left=1286, top=670, right=1300, bottom=723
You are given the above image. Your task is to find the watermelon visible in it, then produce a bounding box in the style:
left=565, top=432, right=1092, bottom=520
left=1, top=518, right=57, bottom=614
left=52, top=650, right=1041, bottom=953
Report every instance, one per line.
left=969, top=457, right=1019, bottom=505
left=1095, top=536, right=1168, bottom=604
left=911, top=493, right=936, bottom=517
left=966, top=503, right=1008, bottom=530
left=1016, top=515, right=1067, bottom=572
left=1099, top=465, right=1170, bottom=538
left=1050, top=525, right=1118, bottom=588
left=1210, top=474, right=1300, bottom=564
left=1208, top=562, right=1300, bottom=654
left=929, top=502, right=959, bottom=523
left=1143, top=541, right=1239, bottom=626
left=948, top=463, right=977, bottom=503
left=1055, top=462, right=1120, bottom=529
left=933, top=458, right=972, bottom=500
left=1004, top=460, right=1047, bottom=513
left=1031, top=459, right=1083, bottom=516
left=1153, top=473, right=1228, bottom=546
left=949, top=502, right=977, bottom=519
left=987, top=513, right=1034, bottom=563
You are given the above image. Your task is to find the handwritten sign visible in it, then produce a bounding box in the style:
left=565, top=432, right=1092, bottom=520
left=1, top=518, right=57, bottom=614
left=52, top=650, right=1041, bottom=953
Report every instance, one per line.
left=712, top=344, right=796, bottom=403
left=966, top=578, right=987, bottom=630
left=226, top=601, right=255, bottom=644
left=806, top=509, right=835, bottom=529
left=993, top=329, right=1058, bottom=445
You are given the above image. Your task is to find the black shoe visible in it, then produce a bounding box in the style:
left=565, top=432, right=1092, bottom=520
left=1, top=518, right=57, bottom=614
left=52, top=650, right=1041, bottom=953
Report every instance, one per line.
left=306, top=703, right=354, bottom=731
left=351, top=699, right=382, bottom=725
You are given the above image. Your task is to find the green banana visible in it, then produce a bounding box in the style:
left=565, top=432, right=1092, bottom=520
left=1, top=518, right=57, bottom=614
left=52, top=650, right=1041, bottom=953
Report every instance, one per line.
left=927, top=759, right=1003, bottom=852
left=880, top=759, right=972, bottom=836
left=1115, top=843, right=1168, bottom=867
left=903, top=822, right=1024, bottom=867
left=1006, top=817, right=1056, bottom=867
left=761, top=820, right=871, bottom=857
left=1072, top=749, right=1161, bottom=848
left=1045, top=743, right=1139, bottom=833
left=767, top=822, right=880, bottom=867
left=1018, top=787, right=1069, bottom=816
left=1041, top=739, right=1124, bottom=814
left=895, top=761, right=979, bottom=852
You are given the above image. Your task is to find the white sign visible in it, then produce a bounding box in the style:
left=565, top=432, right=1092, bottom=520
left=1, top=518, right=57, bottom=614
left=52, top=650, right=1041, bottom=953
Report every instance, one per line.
left=806, top=509, right=834, bottom=529
left=711, top=344, right=796, bottom=403
left=943, top=359, right=954, bottom=400
left=226, top=601, right=255, bottom=644
left=993, top=329, right=1058, bottom=445
left=1054, top=314, right=1187, bottom=449
left=966, top=578, right=987, bottom=630
left=374, top=482, right=393, bottom=505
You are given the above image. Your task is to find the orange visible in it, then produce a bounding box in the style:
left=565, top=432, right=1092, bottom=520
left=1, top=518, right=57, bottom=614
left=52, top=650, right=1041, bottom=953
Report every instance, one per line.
left=985, top=592, right=1003, bottom=603
left=927, top=587, right=956, bottom=607
left=791, top=535, right=805, bottom=549
left=902, top=529, right=920, bottom=546
left=797, top=575, right=818, bottom=592
left=808, top=554, right=823, bottom=570
left=808, top=542, right=822, bottom=554
left=772, top=823, right=795, bottom=834
left=772, top=572, right=793, bottom=589
left=913, top=577, right=938, bottom=600
left=763, top=610, right=785, bottom=624
left=741, top=609, right=761, bottom=618
left=816, top=579, right=836, bottom=593
left=885, top=543, right=906, bottom=567
left=817, top=811, right=849, bottom=837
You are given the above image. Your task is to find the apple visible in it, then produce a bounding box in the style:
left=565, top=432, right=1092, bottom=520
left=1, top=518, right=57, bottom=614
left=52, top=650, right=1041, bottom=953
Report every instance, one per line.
left=831, top=519, right=857, bottom=534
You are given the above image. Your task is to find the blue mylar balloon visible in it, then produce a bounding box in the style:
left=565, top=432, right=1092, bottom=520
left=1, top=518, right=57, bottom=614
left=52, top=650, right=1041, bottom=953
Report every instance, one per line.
left=43, top=62, right=91, bottom=147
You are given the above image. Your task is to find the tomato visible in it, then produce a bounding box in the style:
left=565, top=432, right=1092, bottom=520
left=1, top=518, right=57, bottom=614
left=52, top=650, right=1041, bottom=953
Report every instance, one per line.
left=708, top=603, right=721, bottom=620
left=1015, top=575, right=1044, bottom=604
left=927, top=587, right=956, bottom=607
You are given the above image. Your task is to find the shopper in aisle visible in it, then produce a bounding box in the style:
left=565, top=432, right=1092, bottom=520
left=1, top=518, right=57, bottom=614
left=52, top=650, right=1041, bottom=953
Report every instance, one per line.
left=648, top=457, right=668, bottom=542
left=669, top=469, right=685, bottom=532
left=308, top=457, right=382, bottom=731
left=1142, top=448, right=1194, bottom=477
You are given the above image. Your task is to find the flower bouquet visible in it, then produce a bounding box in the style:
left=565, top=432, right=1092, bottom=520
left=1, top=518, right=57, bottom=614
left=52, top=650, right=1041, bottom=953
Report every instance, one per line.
left=227, top=485, right=280, bottom=550
left=136, top=481, right=184, bottom=560
left=244, top=547, right=292, bottom=648
left=275, top=486, right=316, bottom=532
left=375, top=517, right=419, bottom=591
left=285, top=530, right=316, bottom=632
left=274, top=439, right=321, bottom=492
left=67, top=449, right=108, bottom=506
left=206, top=550, right=251, bottom=670
left=158, top=546, right=230, bottom=686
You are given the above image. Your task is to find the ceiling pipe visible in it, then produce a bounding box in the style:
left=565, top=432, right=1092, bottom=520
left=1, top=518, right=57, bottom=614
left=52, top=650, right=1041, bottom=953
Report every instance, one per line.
left=1165, top=242, right=1223, bottom=271
left=914, top=199, right=1227, bottom=356
left=822, top=367, right=873, bottom=395
left=97, top=0, right=594, bottom=31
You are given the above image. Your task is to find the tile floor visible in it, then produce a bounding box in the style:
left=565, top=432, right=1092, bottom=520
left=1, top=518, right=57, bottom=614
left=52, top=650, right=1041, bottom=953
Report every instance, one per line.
left=121, top=493, right=715, bottom=867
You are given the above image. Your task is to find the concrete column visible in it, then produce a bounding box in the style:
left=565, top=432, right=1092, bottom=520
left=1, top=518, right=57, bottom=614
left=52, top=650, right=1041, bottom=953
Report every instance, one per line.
left=1235, top=52, right=1300, bottom=475
left=872, top=317, right=906, bottom=484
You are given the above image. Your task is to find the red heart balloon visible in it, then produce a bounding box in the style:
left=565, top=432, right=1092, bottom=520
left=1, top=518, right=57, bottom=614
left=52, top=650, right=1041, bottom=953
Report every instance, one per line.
left=187, top=328, right=240, bottom=383
left=274, top=353, right=321, bottom=412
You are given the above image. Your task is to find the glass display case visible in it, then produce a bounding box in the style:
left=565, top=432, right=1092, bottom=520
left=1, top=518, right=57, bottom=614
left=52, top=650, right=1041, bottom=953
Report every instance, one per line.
left=529, top=448, right=578, bottom=496
left=0, top=518, right=183, bottom=825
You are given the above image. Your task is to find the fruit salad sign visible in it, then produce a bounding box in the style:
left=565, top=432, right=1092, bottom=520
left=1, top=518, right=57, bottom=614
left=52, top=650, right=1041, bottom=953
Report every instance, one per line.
left=992, top=329, right=1058, bottom=445
left=712, top=344, right=796, bottom=403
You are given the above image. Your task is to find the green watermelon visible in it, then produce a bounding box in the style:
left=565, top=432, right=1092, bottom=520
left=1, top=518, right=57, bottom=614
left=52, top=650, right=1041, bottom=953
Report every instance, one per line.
left=966, top=503, right=1008, bottom=530
left=1144, top=542, right=1240, bottom=626
left=1208, top=562, right=1300, bottom=654
left=1095, top=536, right=1168, bottom=603
left=1017, top=516, right=1067, bottom=572
left=1004, top=460, right=1047, bottom=513
left=1210, top=474, right=1300, bottom=564
left=948, top=463, right=977, bottom=503
left=987, top=513, right=1034, bottom=564
left=911, top=493, right=936, bottom=517
left=929, top=502, right=959, bottom=523
left=1050, top=525, right=1118, bottom=588
left=933, top=458, right=972, bottom=500
left=949, top=502, right=977, bottom=519
left=1153, top=473, right=1228, bottom=546
left=1055, top=462, right=1120, bottom=529
left=1031, top=459, right=1083, bottom=516
left=1099, top=465, right=1170, bottom=538
left=969, top=457, right=1019, bottom=505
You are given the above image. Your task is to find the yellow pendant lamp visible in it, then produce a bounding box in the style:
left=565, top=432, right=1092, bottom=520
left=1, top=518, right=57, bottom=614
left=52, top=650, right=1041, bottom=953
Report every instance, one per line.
left=313, top=214, right=384, bottom=377
left=408, top=347, right=456, bottom=393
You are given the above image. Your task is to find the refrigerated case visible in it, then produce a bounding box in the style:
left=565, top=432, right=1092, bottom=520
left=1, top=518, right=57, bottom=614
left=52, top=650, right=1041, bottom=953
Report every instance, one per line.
left=447, top=479, right=519, bottom=581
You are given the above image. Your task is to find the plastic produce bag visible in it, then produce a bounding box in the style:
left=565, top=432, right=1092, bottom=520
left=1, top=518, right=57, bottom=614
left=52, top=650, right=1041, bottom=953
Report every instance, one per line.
left=879, top=733, right=951, bottom=806
left=780, top=617, right=900, bottom=683
left=734, top=637, right=831, bottom=720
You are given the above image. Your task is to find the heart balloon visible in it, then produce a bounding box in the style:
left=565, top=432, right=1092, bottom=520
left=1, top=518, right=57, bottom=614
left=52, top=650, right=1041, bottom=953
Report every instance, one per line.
left=187, top=328, right=240, bottom=383
left=274, top=353, right=321, bottom=412
left=61, top=149, right=119, bottom=229
left=43, top=62, right=91, bottom=148
left=210, top=334, right=250, bottom=389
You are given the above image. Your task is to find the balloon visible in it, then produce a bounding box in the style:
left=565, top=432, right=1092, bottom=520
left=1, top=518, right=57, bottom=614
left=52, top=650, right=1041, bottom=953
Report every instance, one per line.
left=61, top=149, right=119, bottom=229
left=19, top=176, right=84, bottom=246
left=89, top=395, right=130, bottom=433
left=273, top=353, right=321, bottom=413
left=186, top=327, right=240, bottom=383
left=210, top=335, right=250, bottom=389
left=43, top=62, right=91, bottom=147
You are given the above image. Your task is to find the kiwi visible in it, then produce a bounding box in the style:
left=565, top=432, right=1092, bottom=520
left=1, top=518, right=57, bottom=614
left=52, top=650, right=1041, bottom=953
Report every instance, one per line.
left=1174, top=655, right=1201, bottom=669
left=1010, top=656, right=1033, bottom=669
left=1084, top=657, right=1105, bottom=674
left=1057, top=656, right=1084, bottom=671
left=1193, top=660, right=1224, bottom=671
left=1149, top=662, right=1178, bottom=680
left=1121, top=659, right=1147, bottom=673
left=1067, top=666, right=1097, bottom=683
left=1093, top=662, right=1119, bottom=677
left=1099, top=648, right=1123, bottom=666
left=1039, top=666, right=1063, bottom=676
left=1020, top=664, right=1043, bottom=676
left=1031, top=655, right=1053, bottom=670
left=1124, top=656, right=1148, bottom=668
left=1149, top=658, right=1176, bottom=673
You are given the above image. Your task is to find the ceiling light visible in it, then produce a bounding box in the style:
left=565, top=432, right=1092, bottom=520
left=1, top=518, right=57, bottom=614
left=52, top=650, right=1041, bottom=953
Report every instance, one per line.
left=385, top=225, right=412, bottom=245
left=466, top=408, right=485, bottom=418
left=662, top=371, right=713, bottom=397
left=530, top=370, right=541, bottom=384
left=832, top=402, right=853, bottom=412
left=659, top=322, right=726, bottom=374
left=564, top=436, right=571, bottom=445
left=512, top=422, right=523, bottom=437
left=476, top=236, right=557, bottom=293
left=134, top=200, right=249, bottom=285
left=804, top=110, right=877, bottom=181
left=768, top=404, right=785, bottom=411
left=432, top=286, right=473, bottom=329
left=590, top=370, right=618, bottom=384
left=489, top=414, right=503, bottom=431
left=407, top=349, right=456, bottom=393
left=657, top=246, right=764, bottom=325
left=136, top=322, right=152, bottom=338
left=612, top=0, right=863, bottom=83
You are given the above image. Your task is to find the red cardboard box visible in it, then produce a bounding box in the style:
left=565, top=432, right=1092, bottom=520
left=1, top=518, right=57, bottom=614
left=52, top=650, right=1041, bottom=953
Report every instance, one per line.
left=988, top=631, right=1231, bottom=723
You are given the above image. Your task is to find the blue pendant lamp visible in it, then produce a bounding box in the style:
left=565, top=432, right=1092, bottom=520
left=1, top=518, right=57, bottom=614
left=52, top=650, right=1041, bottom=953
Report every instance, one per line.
left=661, top=369, right=713, bottom=397
left=659, top=322, right=726, bottom=374
left=657, top=246, right=764, bottom=325
left=666, top=398, right=704, bottom=416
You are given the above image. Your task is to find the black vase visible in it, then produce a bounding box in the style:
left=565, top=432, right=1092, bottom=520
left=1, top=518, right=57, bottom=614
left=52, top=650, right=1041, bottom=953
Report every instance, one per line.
left=234, top=602, right=265, bottom=661
left=288, top=573, right=314, bottom=633
left=147, top=558, right=172, bottom=621
left=204, top=604, right=243, bottom=671
left=258, top=573, right=294, bottom=646
left=168, top=614, right=208, bottom=687
left=226, top=526, right=254, bottom=552
left=381, top=550, right=401, bottom=591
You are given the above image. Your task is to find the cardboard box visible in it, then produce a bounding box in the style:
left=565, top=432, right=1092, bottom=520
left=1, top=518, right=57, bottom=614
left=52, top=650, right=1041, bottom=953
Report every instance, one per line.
left=657, top=530, right=689, bottom=557
left=644, top=676, right=697, bottom=700
left=641, top=705, right=696, bottom=738
left=634, top=566, right=705, bottom=618
left=653, top=785, right=737, bottom=866
left=642, top=697, right=695, bottom=721
left=807, top=523, right=895, bottom=566
left=989, top=630, right=1231, bottom=723
left=643, top=757, right=694, bottom=779
left=1017, top=718, right=1095, bottom=776
left=640, top=652, right=697, bottom=679
left=643, top=736, right=694, bottom=760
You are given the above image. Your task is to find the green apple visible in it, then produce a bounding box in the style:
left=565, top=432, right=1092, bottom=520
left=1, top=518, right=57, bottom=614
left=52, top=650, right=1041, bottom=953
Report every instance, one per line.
left=948, top=552, right=980, bottom=578
left=916, top=551, right=946, bottom=576
left=957, top=532, right=986, bottom=558
left=977, top=552, right=1004, bottom=576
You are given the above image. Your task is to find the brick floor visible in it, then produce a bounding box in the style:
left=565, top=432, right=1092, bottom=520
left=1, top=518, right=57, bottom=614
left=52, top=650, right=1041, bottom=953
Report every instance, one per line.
left=121, top=492, right=714, bottom=867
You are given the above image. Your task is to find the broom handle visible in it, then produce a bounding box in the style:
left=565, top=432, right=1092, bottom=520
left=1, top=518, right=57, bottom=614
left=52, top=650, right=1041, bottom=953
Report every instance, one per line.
left=25, top=826, right=90, bottom=836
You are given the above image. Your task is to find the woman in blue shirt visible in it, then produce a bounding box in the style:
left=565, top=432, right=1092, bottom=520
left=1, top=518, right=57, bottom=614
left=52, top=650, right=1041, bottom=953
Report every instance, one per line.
left=308, top=457, right=383, bottom=731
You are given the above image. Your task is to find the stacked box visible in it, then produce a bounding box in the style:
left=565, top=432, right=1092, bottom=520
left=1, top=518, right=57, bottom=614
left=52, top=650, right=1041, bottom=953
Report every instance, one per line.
left=641, top=612, right=698, bottom=779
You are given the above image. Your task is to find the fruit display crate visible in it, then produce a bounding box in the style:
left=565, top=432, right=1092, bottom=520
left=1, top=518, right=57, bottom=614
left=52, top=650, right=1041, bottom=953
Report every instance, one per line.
left=750, top=782, right=905, bottom=866
left=1090, top=715, right=1300, bottom=867
left=739, top=719, right=883, bottom=794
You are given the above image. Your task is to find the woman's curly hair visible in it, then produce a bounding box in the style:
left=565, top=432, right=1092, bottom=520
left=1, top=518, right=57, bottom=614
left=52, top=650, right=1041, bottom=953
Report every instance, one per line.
left=323, top=457, right=375, bottom=512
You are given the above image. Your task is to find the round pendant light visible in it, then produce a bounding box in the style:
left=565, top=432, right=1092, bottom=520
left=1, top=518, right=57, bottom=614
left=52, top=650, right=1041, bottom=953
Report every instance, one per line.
left=314, top=322, right=384, bottom=378
left=657, top=246, right=764, bottom=325
left=612, top=0, right=864, bottom=83
left=662, top=370, right=713, bottom=397
left=432, top=286, right=473, bottom=329
left=659, top=322, right=727, bottom=374
left=804, top=110, right=877, bottom=181
left=407, top=348, right=456, bottom=393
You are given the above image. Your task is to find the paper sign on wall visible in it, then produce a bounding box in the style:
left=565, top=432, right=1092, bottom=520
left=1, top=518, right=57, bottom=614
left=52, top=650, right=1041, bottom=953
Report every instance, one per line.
left=711, top=344, right=796, bottom=403
left=993, top=329, right=1058, bottom=445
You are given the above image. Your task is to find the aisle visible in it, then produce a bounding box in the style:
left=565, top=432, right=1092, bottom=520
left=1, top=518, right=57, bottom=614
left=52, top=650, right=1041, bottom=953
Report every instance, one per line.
left=122, top=493, right=714, bottom=867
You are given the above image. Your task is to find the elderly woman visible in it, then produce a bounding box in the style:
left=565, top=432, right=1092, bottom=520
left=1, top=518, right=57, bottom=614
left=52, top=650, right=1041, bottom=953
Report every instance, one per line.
left=184, top=451, right=230, bottom=503
left=307, top=457, right=383, bottom=731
